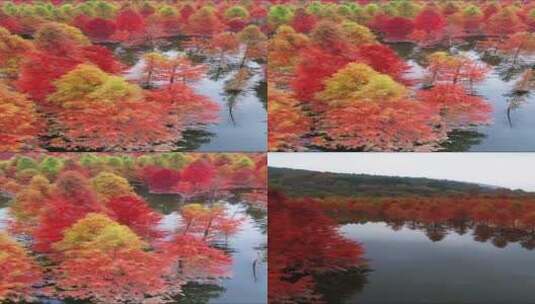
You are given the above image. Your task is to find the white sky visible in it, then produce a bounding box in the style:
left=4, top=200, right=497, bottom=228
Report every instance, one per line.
left=269, top=153, right=535, bottom=192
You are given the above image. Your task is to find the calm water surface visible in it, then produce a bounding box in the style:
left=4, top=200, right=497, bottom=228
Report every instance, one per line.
left=327, top=222, right=535, bottom=304
left=0, top=188, right=267, bottom=304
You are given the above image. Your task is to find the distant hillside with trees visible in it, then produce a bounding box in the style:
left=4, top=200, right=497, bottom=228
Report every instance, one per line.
left=269, top=167, right=529, bottom=198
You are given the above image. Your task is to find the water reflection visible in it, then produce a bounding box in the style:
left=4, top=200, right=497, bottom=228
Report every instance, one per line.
left=270, top=193, right=535, bottom=303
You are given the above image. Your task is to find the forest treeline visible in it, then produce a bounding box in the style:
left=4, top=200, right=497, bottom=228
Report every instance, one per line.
left=269, top=167, right=529, bottom=198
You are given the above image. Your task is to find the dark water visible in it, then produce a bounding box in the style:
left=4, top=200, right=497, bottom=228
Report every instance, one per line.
left=393, top=41, right=535, bottom=152
left=321, top=222, right=535, bottom=304
left=116, top=40, right=267, bottom=152
left=0, top=189, right=267, bottom=304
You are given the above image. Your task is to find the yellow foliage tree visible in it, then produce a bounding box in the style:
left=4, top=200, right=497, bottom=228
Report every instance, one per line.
left=0, top=82, right=40, bottom=151
left=91, top=172, right=134, bottom=200
left=0, top=27, right=34, bottom=78
left=316, top=63, right=407, bottom=106
left=341, top=21, right=376, bottom=46
left=47, top=64, right=141, bottom=108
left=53, top=213, right=145, bottom=253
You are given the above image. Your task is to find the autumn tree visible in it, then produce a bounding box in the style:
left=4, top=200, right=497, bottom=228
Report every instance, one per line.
left=153, top=55, right=207, bottom=85
left=316, top=63, right=407, bottom=106
left=485, top=6, right=526, bottom=41
left=355, top=43, right=410, bottom=84
left=418, top=84, right=491, bottom=129
left=44, top=64, right=178, bottom=150
left=290, top=8, right=316, bottom=33
left=16, top=25, right=121, bottom=102
left=0, top=27, right=33, bottom=78
left=8, top=175, right=51, bottom=230
left=425, top=52, right=490, bottom=91
left=142, top=166, right=181, bottom=193
left=209, top=31, right=240, bottom=63
left=269, top=25, right=309, bottom=74
left=268, top=5, right=294, bottom=28
left=0, top=83, right=40, bottom=151
left=82, top=18, right=116, bottom=41
left=187, top=6, right=224, bottom=36
left=34, top=22, right=90, bottom=56
left=379, top=16, right=414, bottom=41
left=91, top=171, right=133, bottom=200
left=177, top=160, right=217, bottom=197
left=268, top=85, right=311, bottom=151
left=238, top=25, right=267, bottom=67
left=314, top=63, right=441, bottom=151
left=179, top=203, right=242, bottom=240
left=0, top=234, right=42, bottom=302
left=410, top=6, right=446, bottom=46
left=341, top=21, right=376, bottom=46
left=51, top=213, right=172, bottom=303
left=144, top=82, right=219, bottom=129
left=269, top=192, right=364, bottom=303
left=116, top=9, right=145, bottom=33
left=497, top=32, right=535, bottom=64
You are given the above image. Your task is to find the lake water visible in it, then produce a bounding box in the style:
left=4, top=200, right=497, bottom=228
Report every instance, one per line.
left=0, top=188, right=267, bottom=304
left=315, top=222, right=535, bottom=304
left=394, top=40, right=535, bottom=151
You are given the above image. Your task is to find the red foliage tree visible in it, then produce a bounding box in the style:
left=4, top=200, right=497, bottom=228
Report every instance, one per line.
left=291, top=9, right=317, bottom=33
left=161, top=234, right=232, bottom=278
left=0, top=16, right=22, bottom=34
left=52, top=248, right=171, bottom=303
left=418, top=84, right=492, bottom=128
left=116, top=9, right=145, bottom=33
left=53, top=99, right=179, bottom=150
left=141, top=166, right=181, bottom=193
left=320, top=99, right=441, bottom=151
left=0, top=234, right=42, bottom=302
left=379, top=16, right=414, bottom=41
left=32, top=170, right=103, bottom=252
left=32, top=196, right=102, bottom=253
left=292, top=46, right=353, bottom=102
left=356, top=44, right=411, bottom=85
left=269, top=191, right=364, bottom=303
left=16, top=52, right=80, bottom=102
left=145, top=83, right=219, bottom=127
left=81, top=45, right=123, bottom=73
left=414, top=8, right=446, bottom=34
left=83, top=18, right=117, bottom=41
left=107, top=195, right=163, bottom=240
left=180, top=160, right=216, bottom=189
left=17, top=47, right=122, bottom=103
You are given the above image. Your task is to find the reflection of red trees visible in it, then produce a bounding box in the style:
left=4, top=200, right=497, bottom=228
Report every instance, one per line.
left=309, top=194, right=535, bottom=249
left=269, top=191, right=364, bottom=304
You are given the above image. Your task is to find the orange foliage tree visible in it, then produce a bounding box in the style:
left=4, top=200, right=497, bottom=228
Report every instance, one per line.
left=0, top=234, right=42, bottom=302
left=0, top=83, right=40, bottom=151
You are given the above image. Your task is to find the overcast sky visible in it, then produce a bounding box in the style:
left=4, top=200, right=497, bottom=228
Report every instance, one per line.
left=269, top=153, right=535, bottom=191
